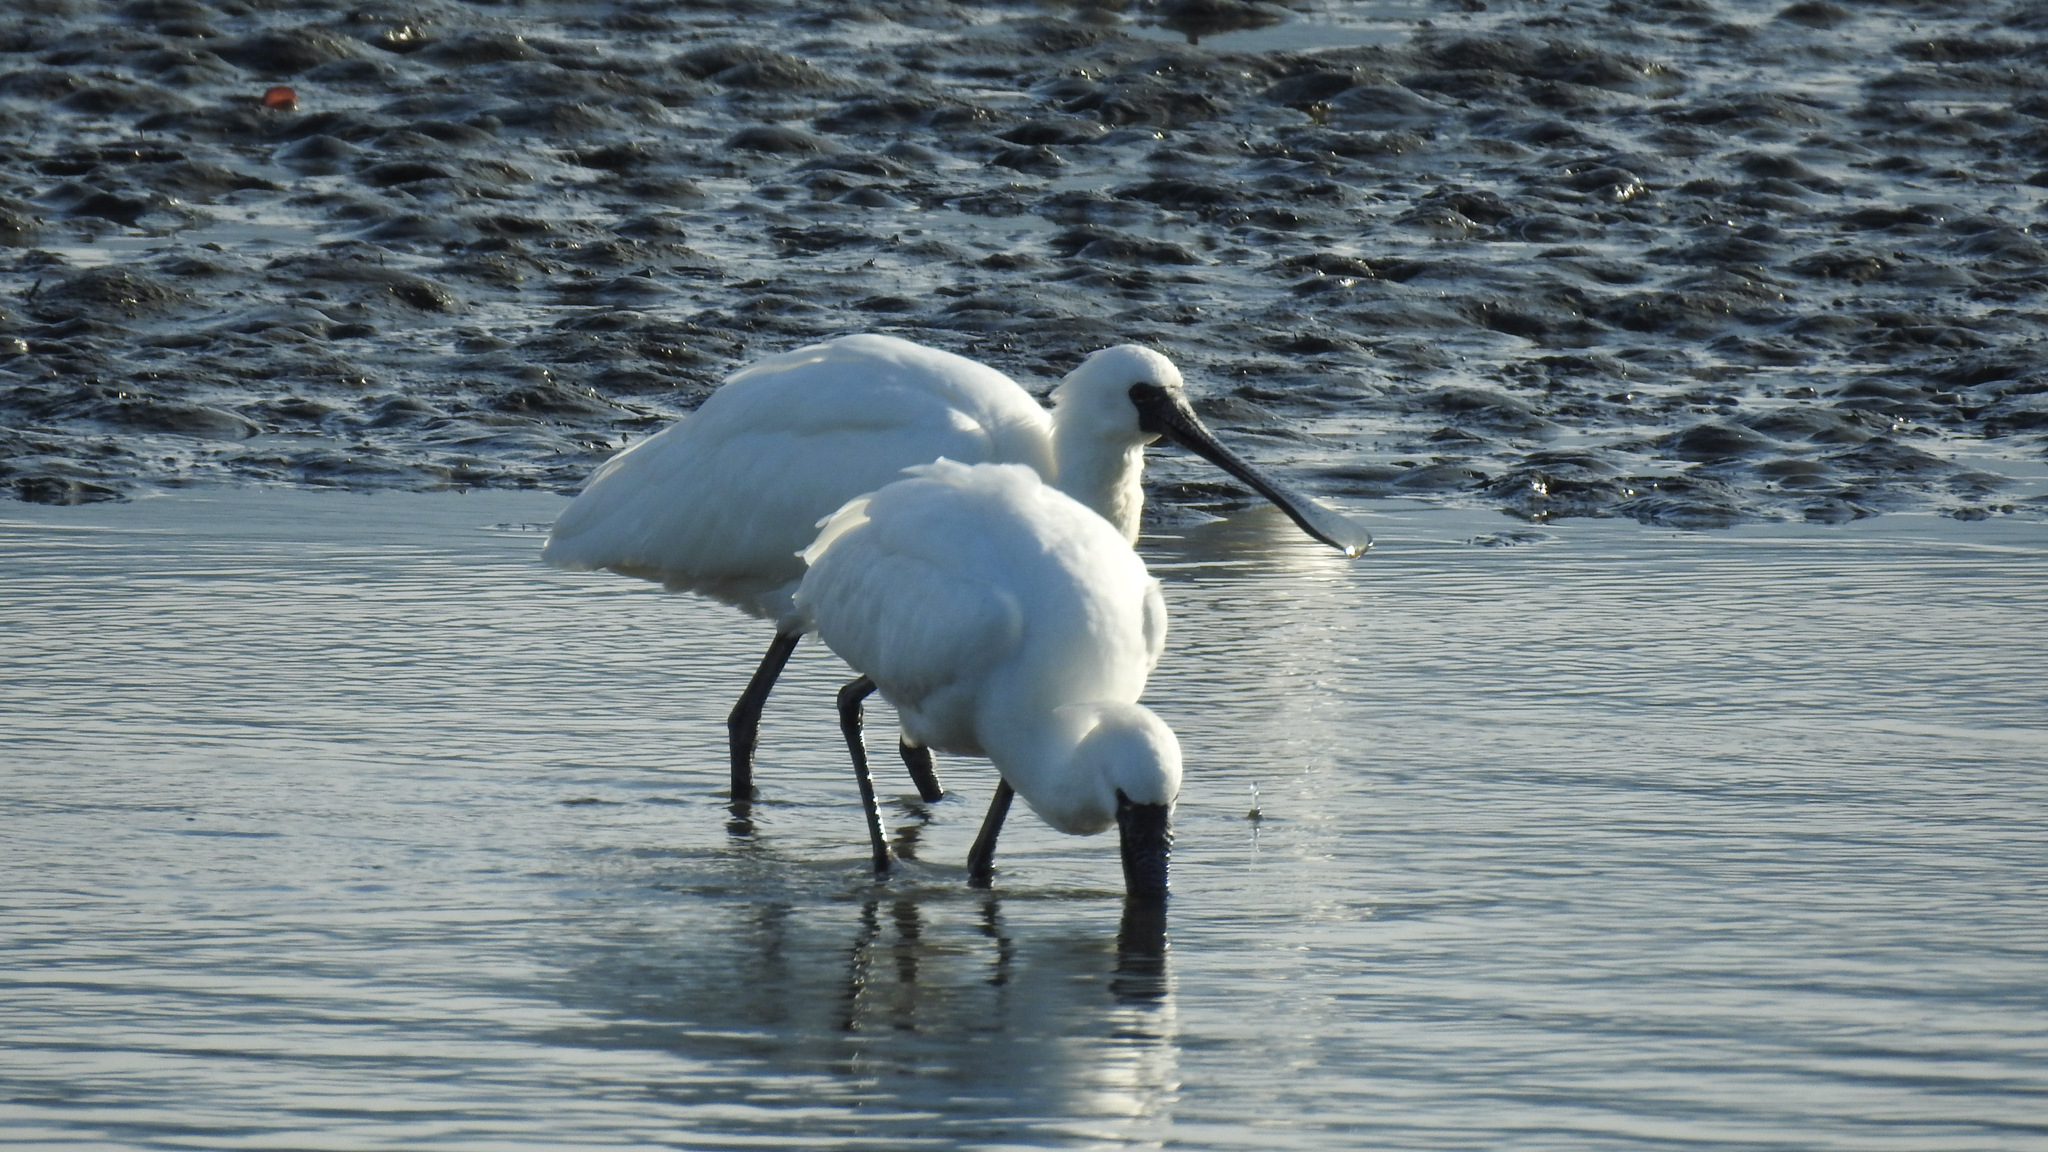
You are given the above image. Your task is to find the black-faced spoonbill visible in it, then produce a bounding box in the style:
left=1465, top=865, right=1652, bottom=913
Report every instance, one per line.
left=542, top=333, right=1367, bottom=804
left=796, top=460, right=1179, bottom=897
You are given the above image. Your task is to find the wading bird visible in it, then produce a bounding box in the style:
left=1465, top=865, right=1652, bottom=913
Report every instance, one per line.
left=797, top=460, right=1179, bottom=897
left=543, top=333, right=1368, bottom=805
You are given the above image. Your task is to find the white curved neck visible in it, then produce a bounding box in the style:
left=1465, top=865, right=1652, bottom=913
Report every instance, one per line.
left=1052, top=426, right=1147, bottom=543
left=974, top=705, right=1108, bottom=835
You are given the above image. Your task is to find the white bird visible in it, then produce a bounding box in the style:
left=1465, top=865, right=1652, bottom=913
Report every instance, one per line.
left=543, top=333, right=1368, bottom=805
left=796, top=459, right=1180, bottom=897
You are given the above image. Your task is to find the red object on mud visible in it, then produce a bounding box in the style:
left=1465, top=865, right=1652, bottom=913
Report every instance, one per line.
left=262, top=86, right=297, bottom=111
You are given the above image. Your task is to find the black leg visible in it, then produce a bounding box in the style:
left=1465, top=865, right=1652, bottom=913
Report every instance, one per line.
left=836, top=675, right=892, bottom=874
left=728, top=629, right=800, bottom=804
left=966, top=779, right=1015, bottom=889
left=899, top=738, right=944, bottom=802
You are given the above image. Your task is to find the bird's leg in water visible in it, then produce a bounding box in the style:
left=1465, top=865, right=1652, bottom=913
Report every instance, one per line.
left=966, top=779, right=1015, bottom=888
left=836, top=676, right=892, bottom=873
left=728, top=630, right=800, bottom=805
left=899, top=738, right=944, bottom=802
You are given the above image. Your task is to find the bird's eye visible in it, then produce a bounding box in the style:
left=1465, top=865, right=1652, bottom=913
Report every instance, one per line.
left=1128, top=381, right=1166, bottom=404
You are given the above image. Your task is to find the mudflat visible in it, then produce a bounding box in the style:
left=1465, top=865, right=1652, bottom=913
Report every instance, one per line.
left=2, top=0, right=2046, bottom=530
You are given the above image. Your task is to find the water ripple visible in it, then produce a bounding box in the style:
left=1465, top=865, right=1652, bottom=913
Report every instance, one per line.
left=2, top=491, right=2043, bottom=1149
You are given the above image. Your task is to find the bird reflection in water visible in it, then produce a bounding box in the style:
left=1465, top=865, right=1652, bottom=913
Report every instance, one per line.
left=722, top=787, right=938, bottom=857
left=885, top=796, right=935, bottom=864
left=1111, top=898, right=1170, bottom=1004
left=838, top=895, right=1174, bottom=1026
left=561, top=833, right=1178, bottom=1139
left=817, top=891, right=1179, bottom=1134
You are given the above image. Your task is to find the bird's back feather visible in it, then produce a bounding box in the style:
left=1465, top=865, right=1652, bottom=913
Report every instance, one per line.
left=543, top=335, right=1054, bottom=623
left=797, top=461, right=1162, bottom=753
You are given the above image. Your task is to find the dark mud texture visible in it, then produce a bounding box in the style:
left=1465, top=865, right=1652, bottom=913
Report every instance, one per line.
left=4, top=0, right=2047, bottom=527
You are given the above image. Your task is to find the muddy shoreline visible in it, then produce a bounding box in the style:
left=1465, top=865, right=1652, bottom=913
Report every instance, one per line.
left=4, top=0, right=2047, bottom=527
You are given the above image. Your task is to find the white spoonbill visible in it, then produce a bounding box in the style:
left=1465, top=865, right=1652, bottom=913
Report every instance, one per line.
left=796, top=459, right=1179, bottom=897
left=543, top=333, right=1367, bottom=804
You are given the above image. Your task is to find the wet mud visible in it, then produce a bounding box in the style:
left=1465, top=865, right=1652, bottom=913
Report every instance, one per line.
left=4, top=0, right=2047, bottom=527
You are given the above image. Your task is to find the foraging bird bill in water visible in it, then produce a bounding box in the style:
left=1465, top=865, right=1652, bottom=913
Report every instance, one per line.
left=796, top=460, right=1180, bottom=899
left=541, top=333, right=1368, bottom=805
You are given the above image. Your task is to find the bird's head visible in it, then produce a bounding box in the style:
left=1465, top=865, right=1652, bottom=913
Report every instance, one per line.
left=1058, top=344, right=1373, bottom=559
left=1068, top=702, right=1180, bottom=901
left=1052, top=344, right=1187, bottom=447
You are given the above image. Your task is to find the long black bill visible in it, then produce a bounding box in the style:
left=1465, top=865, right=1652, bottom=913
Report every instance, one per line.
left=1116, top=790, right=1172, bottom=902
left=1131, top=382, right=1372, bottom=557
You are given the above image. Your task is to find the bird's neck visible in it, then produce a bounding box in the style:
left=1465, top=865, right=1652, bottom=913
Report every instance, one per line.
left=974, top=706, right=1106, bottom=835
left=1052, top=428, right=1147, bottom=543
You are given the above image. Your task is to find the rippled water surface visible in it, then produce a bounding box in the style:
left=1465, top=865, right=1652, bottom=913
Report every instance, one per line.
left=4, top=490, right=2046, bottom=1149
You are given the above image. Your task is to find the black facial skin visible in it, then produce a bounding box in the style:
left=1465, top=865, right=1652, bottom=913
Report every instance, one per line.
left=1128, top=381, right=1373, bottom=557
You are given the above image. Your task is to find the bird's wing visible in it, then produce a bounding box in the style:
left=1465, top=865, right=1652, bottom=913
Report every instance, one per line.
left=1140, top=577, right=1168, bottom=676
left=543, top=337, right=1052, bottom=619
left=798, top=471, right=1030, bottom=719
left=717, top=335, right=1052, bottom=468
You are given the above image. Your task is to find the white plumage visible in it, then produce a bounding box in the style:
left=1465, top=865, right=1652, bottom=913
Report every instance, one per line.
left=544, top=334, right=1052, bottom=627
left=542, top=332, right=1368, bottom=808
left=797, top=461, right=1181, bottom=894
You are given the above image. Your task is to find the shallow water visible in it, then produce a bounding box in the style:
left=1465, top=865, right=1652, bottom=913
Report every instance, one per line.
left=3, top=489, right=2044, bottom=1148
